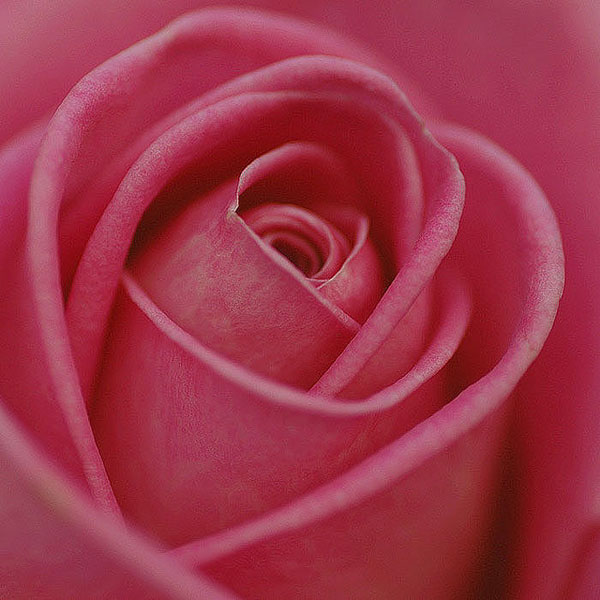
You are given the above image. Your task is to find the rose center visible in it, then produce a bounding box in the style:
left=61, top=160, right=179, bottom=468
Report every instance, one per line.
left=268, top=235, right=323, bottom=277
left=241, top=203, right=351, bottom=280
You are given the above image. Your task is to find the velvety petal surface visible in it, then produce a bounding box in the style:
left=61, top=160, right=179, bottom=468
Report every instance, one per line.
left=50, top=12, right=438, bottom=405
left=295, top=3, right=600, bottom=596
left=92, top=263, right=468, bottom=546
left=561, top=524, right=600, bottom=599
left=0, top=1, right=437, bottom=146
left=0, top=122, right=118, bottom=511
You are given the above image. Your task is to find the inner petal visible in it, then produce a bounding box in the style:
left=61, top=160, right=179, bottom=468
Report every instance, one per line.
left=236, top=143, right=386, bottom=323
left=128, top=179, right=360, bottom=390
left=241, top=203, right=350, bottom=279
left=267, top=233, right=323, bottom=278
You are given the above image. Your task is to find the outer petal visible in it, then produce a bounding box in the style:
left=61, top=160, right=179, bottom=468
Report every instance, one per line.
left=92, top=264, right=468, bottom=545
left=0, top=1, right=436, bottom=145
left=0, top=123, right=118, bottom=511
left=376, top=3, right=600, bottom=597
left=0, top=400, right=240, bottom=600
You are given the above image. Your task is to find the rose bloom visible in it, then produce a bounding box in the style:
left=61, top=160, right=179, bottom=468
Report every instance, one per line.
left=0, top=1, right=598, bottom=599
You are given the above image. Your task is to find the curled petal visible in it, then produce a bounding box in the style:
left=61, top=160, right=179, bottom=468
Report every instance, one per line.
left=85, top=32, right=464, bottom=547
left=14, top=7, right=439, bottom=502
left=130, top=178, right=359, bottom=388
left=0, top=123, right=116, bottom=509
left=237, top=142, right=384, bottom=322
left=241, top=204, right=351, bottom=280
left=0, top=5, right=439, bottom=145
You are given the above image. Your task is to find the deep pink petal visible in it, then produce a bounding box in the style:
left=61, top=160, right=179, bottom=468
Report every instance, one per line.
left=93, top=121, right=563, bottom=590
left=0, top=3, right=583, bottom=597
left=91, top=265, right=468, bottom=546
left=177, top=54, right=462, bottom=397
left=234, top=142, right=385, bottom=322
left=130, top=179, right=359, bottom=388
left=561, top=524, right=600, bottom=599
left=293, top=3, right=600, bottom=593
left=30, top=12, right=437, bottom=402
left=78, top=28, right=465, bottom=548
left=66, top=85, right=420, bottom=396
left=14, top=9, right=436, bottom=511
left=60, top=54, right=453, bottom=405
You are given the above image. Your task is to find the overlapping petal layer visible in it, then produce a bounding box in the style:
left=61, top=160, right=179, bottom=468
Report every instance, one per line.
left=0, top=7, right=425, bottom=508
left=84, top=43, right=465, bottom=544
left=0, top=122, right=116, bottom=509
left=0, top=6, right=566, bottom=600
left=0, top=401, right=239, bottom=599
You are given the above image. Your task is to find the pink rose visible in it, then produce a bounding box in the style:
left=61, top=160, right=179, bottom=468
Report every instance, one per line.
left=0, top=2, right=596, bottom=599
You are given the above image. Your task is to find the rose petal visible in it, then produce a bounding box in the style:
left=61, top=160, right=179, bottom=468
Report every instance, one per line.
left=0, top=399, right=240, bottom=600
left=65, top=57, right=444, bottom=403
left=560, top=524, right=600, bottom=599
left=0, top=4, right=438, bottom=145
left=84, top=39, right=465, bottom=547
left=33, top=13, right=436, bottom=403
left=130, top=178, right=359, bottom=388
left=0, top=2, right=591, bottom=596
left=12, top=8, right=436, bottom=507
left=67, top=86, right=419, bottom=390
left=0, top=123, right=117, bottom=510
left=210, top=141, right=386, bottom=323
left=397, top=4, right=600, bottom=595
left=91, top=263, right=469, bottom=545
